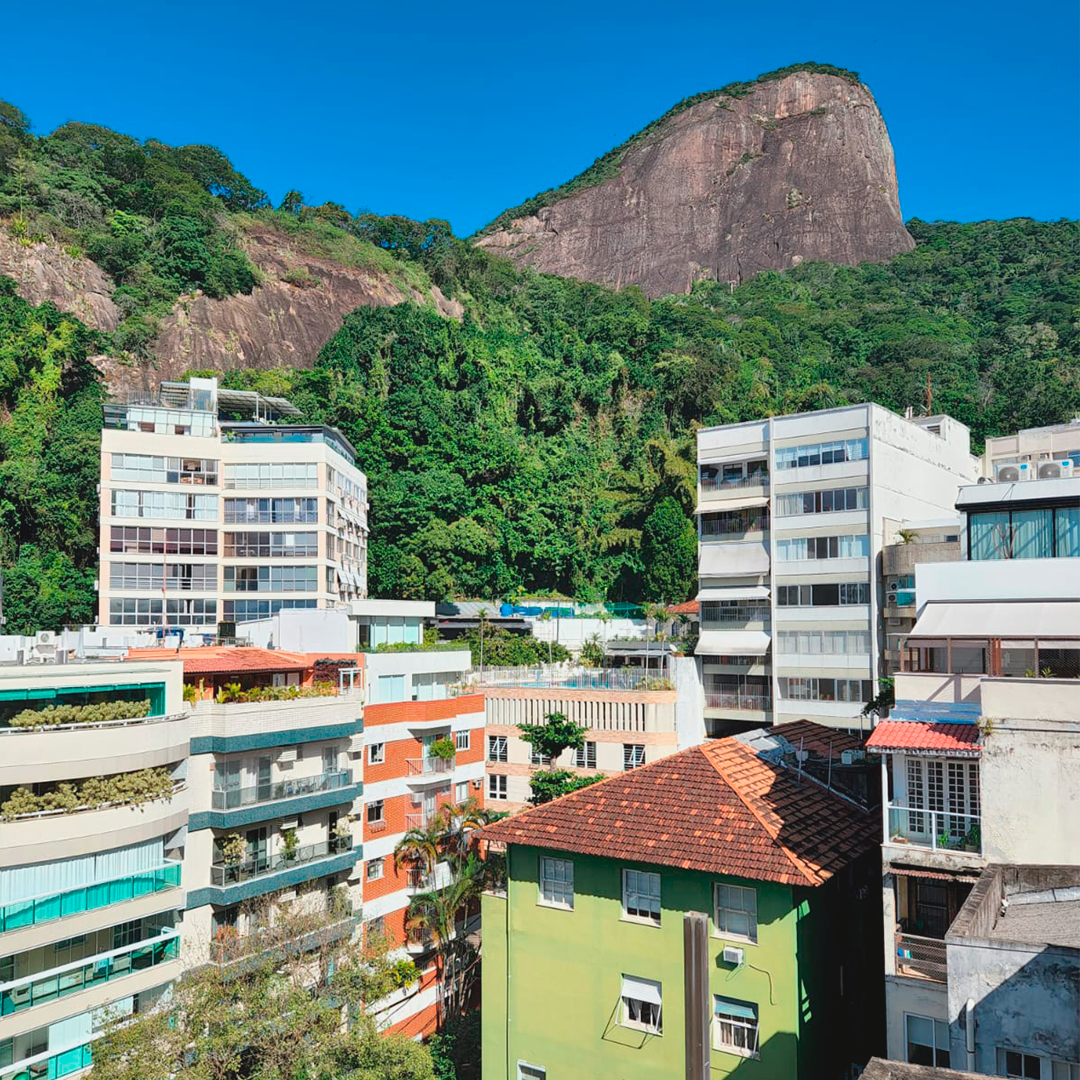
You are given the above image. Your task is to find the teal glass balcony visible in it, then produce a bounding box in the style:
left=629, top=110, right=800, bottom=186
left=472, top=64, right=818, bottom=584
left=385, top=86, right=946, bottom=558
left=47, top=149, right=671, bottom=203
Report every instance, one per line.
left=210, top=837, right=352, bottom=887
left=211, top=770, right=352, bottom=810
left=0, top=1040, right=93, bottom=1080
left=0, top=931, right=179, bottom=1016
left=0, top=863, right=182, bottom=934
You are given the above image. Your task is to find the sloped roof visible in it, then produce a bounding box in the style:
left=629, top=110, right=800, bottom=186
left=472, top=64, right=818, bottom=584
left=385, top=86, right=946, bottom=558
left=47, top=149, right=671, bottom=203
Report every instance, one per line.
left=126, top=647, right=315, bottom=675
left=668, top=600, right=700, bottom=616
left=866, top=720, right=981, bottom=756
left=768, top=721, right=864, bottom=757
left=480, top=727, right=878, bottom=887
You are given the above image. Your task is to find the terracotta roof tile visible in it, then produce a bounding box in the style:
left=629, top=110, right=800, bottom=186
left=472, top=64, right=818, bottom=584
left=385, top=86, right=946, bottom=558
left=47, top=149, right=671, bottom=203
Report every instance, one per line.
left=768, top=720, right=863, bottom=757
left=866, top=721, right=980, bottom=756
left=668, top=600, right=700, bottom=616
left=481, top=724, right=878, bottom=887
left=126, top=647, right=319, bottom=675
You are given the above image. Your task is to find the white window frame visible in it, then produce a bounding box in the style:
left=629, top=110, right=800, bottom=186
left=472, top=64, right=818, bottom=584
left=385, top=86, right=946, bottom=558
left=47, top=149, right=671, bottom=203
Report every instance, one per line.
left=455, top=781, right=468, bottom=803
left=365, top=859, right=383, bottom=881
left=366, top=800, right=384, bottom=824
left=904, top=1013, right=950, bottom=1067
left=622, top=869, right=661, bottom=925
left=714, top=883, right=758, bottom=943
left=454, top=730, right=470, bottom=752
left=488, top=736, right=508, bottom=763
left=488, top=774, right=508, bottom=801
left=538, top=857, right=574, bottom=910
left=623, top=743, right=645, bottom=770
left=516, top=1064, right=546, bottom=1080
left=573, top=741, right=597, bottom=769
left=529, top=745, right=551, bottom=766
left=620, top=975, right=662, bottom=1034
left=713, top=995, right=759, bottom=1057
left=367, top=742, right=385, bottom=765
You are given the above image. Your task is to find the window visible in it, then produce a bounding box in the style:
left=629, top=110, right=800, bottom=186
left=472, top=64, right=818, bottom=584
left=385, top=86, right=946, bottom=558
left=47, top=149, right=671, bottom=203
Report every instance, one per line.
left=529, top=745, right=551, bottom=766
left=109, top=597, right=217, bottom=626
left=775, top=486, right=869, bottom=516
left=905, top=1014, right=949, bottom=1067
left=455, top=782, right=468, bottom=803
left=110, top=526, right=218, bottom=556
left=368, top=743, right=385, bottom=765
left=539, top=857, right=574, bottom=910
left=620, top=975, right=662, bottom=1034
left=223, top=531, right=318, bottom=557
left=776, top=630, right=871, bottom=655
left=573, top=742, right=597, bottom=769
left=488, top=774, right=508, bottom=801
left=623, top=744, right=645, bottom=770
left=517, top=1066, right=546, bottom=1080
left=779, top=677, right=872, bottom=703
left=488, top=736, right=508, bottom=763
left=373, top=673, right=405, bottom=704
left=222, top=599, right=317, bottom=623
left=110, top=561, right=216, bottom=591
left=223, top=462, right=318, bottom=490
left=774, top=437, right=868, bottom=470
left=224, top=497, right=319, bottom=524
left=775, top=534, right=869, bottom=561
left=454, top=730, right=470, bottom=752
left=223, top=565, right=319, bottom=592
left=366, top=800, right=384, bottom=824
left=776, top=581, right=870, bottom=606
left=366, top=859, right=383, bottom=881
left=622, top=869, right=660, bottom=924
left=970, top=506, right=1080, bottom=560
left=715, top=884, right=757, bottom=943
left=713, top=996, right=759, bottom=1056
left=700, top=507, right=770, bottom=538
left=110, top=454, right=218, bottom=485
left=111, top=490, right=218, bottom=520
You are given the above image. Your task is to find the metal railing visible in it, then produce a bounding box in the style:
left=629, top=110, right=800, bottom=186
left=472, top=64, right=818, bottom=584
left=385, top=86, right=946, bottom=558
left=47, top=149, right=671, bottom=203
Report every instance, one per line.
left=405, top=812, right=438, bottom=831
left=0, top=712, right=188, bottom=736
left=470, top=666, right=663, bottom=691
left=895, top=933, right=947, bottom=981
left=887, top=804, right=982, bottom=853
left=0, top=863, right=182, bottom=933
left=211, top=769, right=353, bottom=810
left=406, top=757, right=453, bottom=776
left=0, top=931, right=179, bottom=1015
left=210, top=837, right=353, bottom=886
left=700, top=608, right=771, bottom=627
left=700, top=518, right=770, bottom=539
left=704, top=692, right=772, bottom=712
left=406, top=868, right=434, bottom=892
left=701, top=474, right=770, bottom=492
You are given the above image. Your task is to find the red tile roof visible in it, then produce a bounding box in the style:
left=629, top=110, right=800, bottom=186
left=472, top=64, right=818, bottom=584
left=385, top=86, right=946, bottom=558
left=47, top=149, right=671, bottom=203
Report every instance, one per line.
left=769, top=720, right=864, bottom=758
left=480, top=725, right=878, bottom=886
left=668, top=600, right=700, bottom=616
left=126, top=647, right=316, bottom=675
left=865, top=721, right=981, bottom=756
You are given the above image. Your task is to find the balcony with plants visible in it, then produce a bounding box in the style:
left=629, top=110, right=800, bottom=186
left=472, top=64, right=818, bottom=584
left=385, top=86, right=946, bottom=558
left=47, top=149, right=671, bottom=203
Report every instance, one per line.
left=886, top=805, right=982, bottom=855
left=198, top=768, right=358, bottom=831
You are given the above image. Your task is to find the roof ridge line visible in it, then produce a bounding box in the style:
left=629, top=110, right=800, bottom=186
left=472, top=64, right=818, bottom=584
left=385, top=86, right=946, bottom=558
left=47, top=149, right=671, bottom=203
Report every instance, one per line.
left=703, top=743, right=822, bottom=887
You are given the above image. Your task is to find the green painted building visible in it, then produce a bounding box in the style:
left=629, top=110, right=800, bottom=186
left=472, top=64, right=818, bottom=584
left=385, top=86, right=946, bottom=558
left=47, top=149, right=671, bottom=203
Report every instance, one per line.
left=481, top=723, right=883, bottom=1080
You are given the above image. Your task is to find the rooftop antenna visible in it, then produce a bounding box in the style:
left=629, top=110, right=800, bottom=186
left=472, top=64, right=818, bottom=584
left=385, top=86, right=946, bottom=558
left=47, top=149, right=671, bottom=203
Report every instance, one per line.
left=924, top=372, right=933, bottom=417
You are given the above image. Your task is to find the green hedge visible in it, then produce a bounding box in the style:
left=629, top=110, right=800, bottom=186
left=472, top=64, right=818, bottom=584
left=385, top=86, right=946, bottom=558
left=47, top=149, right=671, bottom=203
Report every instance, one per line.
left=7, top=699, right=151, bottom=729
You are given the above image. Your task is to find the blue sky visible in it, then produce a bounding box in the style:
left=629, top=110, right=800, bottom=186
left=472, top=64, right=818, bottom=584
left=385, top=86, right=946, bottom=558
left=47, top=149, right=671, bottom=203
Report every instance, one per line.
left=2, top=0, right=1077, bottom=236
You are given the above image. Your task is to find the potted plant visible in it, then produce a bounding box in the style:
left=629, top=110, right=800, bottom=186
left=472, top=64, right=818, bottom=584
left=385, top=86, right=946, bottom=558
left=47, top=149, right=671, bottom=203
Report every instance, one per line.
left=429, top=737, right=456, bottom=761
left=963, top=824, right=981, bottom=852
left=280, top=827, right=299, bottom=863
left=937, top=831, right=952, bottom=850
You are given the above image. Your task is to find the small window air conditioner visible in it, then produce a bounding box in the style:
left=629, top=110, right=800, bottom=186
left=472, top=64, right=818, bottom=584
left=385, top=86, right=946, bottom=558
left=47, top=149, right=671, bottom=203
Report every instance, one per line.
left=1017, top=462, right=1034, bottom=480
left=997, top=465, right=1021, bottom=482
left=278, top=748, right=298, bottom=764
left=1039, top=461, right=1063, bottom=479
left=722, top=946, right=745, bottom=966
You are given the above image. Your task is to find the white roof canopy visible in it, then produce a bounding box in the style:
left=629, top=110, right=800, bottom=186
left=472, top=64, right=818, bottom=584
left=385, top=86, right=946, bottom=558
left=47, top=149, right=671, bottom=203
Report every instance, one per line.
left=696, top=586, right=769, bottom=601
left=695, top=630, right=771, bottom=657
left=698, top=543, right=770, bottom=577
left=909, top=600, right=1080, bottom=639
left=695, top=496, right=769, bottom=513
left=621, top=975, right=662, bottom=1005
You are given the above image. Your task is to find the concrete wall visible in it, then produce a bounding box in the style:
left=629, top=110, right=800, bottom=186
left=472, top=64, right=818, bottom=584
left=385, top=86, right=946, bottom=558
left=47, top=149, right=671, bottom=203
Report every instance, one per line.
left=918, top=558, right=1080, bottom=604
left=673, top=656, right=706, bottom=750
left=243, top=608, right=354, bottom=652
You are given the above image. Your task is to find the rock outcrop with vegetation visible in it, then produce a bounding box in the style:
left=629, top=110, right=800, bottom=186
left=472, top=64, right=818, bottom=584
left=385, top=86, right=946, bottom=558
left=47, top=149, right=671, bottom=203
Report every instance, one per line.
left=476, top=65, right=915, bottom=296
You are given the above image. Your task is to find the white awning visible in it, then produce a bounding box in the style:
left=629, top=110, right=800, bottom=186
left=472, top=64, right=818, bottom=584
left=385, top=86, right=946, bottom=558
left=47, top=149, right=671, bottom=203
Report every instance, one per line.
left=621, top=975, right=662, bottom=1005
left=909, top=601, right=1080, bottom=639
left=696, top=586, right=769, bottom=601
left=699, top=543, right=770, bottom=577
left=695, top=496, right=769, bottom=513
left=695, top=630, right=771, bottom=657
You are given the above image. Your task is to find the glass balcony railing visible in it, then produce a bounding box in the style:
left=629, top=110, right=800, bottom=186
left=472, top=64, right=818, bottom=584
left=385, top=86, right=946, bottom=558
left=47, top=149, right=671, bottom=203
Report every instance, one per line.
left=0, top=932, right=179, bottom=1016
left=704, top=692, right=772, bottom=712
left=0, top=863, right=182, bottom=934
left=887, top=803, right=982, bottom=853
left=211, top=770, right=352, bottom=811
left=701, top=473, right=769, bottom=493
left=0, top=1039, right=94, bottom=1080
left=210, top=837, right=352, bottom=887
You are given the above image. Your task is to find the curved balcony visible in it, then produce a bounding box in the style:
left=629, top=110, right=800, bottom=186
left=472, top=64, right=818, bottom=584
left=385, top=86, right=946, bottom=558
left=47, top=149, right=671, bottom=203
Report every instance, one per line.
left=0, top=714, right=190, bottom=789
left=0, top=787, right=188, bottom=870
left=190, top=770, right=358, bottom=831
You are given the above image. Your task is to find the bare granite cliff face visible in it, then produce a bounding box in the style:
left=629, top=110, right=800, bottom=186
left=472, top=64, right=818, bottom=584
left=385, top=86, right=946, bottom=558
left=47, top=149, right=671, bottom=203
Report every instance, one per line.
left=146, top=225, right=462, bottom=384
left=0, top=232, right=120, bottom=330
left=476, top=72, right=914, bottom=297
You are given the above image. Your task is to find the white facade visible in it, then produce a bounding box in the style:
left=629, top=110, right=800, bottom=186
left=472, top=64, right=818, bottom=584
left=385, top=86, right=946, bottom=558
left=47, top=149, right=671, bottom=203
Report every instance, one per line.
left=981, top=417, right=1080, bottom=481
left=98, top=378, right=368, bottom=630
left=696, top=404, right=978, bottom=731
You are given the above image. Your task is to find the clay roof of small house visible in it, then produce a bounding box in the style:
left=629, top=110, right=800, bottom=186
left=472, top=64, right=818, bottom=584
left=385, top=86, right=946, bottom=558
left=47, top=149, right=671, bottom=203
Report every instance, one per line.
left=768, top=720, right=864, bottom=757
left=667, top=600, right=700, bottom=616
left=480, top=723, right=878, bottom=887
left=124, top=647, right=353, bottom=676
left=866, top=720, right=981, bottom=757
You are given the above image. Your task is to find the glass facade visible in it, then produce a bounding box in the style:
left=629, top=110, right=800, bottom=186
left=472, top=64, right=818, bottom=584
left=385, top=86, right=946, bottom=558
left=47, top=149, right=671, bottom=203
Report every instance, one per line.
left=774, top=486, right=869, bottom=516
left=223, top=532, right=318, bottom=557
left=776, top=582, right=870, bottom=606
left=774, top=438, right=868, bottom=470
left=223, top=463, right=317, bottom=490
left=111, top=490, right=217, bottom=520
left=223, top=566, right=318, bottom=592
left=223, top=498, right=319, bottom=524
left=108, top=598, right=217, bottom=626
left=775, top=534, right=869, bottom=561
left=222, top=599, right=317, bottom=623
left=109, top=527, right=217, bottom=555
left=969, top=505, right=1080, bottom=560
left=110, top=455, right=217, bottom=485
left=109, top=563, right=216, bottom=591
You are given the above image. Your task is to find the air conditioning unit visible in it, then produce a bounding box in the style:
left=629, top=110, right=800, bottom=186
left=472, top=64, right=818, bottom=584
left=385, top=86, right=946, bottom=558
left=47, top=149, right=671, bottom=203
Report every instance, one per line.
left=1061, top=461, right=1076, bottom=478
left=37, top=631, right=54, bottom=645
left=472, top=778, right=483, bottom=789
left=996, top=464, right=1020, bottom=482
left=1039, top=461, right=1063, bottom=479
left=722, top=946, right=745, bottom=966
left=1017, top=462, right=1035, bottom=481
left=278, top=748, right=298, bottom=764
left=841, top=750, right=855, bottom=765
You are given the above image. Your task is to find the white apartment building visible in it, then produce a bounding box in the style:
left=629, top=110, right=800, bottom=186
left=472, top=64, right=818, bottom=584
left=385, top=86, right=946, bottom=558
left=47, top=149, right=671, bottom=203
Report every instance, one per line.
left=0, top=661, right=189, bottom=1080
left=980, top=417, right=1080, bottom=481
left=98, top=378, right=368, bottom=631
left=867, top=469, right=1080, bottom=1071
left=695, top=404, right=978, bottom=732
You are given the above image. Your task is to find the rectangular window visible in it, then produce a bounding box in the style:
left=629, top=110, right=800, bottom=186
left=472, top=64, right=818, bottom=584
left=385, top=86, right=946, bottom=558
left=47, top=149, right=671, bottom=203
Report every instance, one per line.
left=623, top=744, right=645, bottom=770
left=366, top=859, right=383, bottom=881
left=366, top=800, right=384, bottom=824
left=539, top=857, right=574, bottom=910
left=454, top=730, right=470, bottom=752
left=488, top=736, right=508, bottom=763
left=776, top=534, right=869, bottom=561
left=776, top=581, right=869, bottom=606
left=109, top=561, right=217, bottom=591
left=223, top=565, right=319, bottom=592
left=529, top=745, right=552, bottom=766
left=110, top=454, right=218, bottom=485
left=223, top=497, right=319, bottom=524
left=455, top=781, right=468, bottom=803
left=620, top=975, right=662, bottom=1034
left=905, top=1014, right=950, bottom=1067
left=223, top=531, right=319, bottom=557
left=779, top=678, right=872, bottom=704
left=622, top=869, right=661, bottom=924
left=222, top=599, right=317, bottom=623
left=368, top=743, right=385, bottom=765
left=714, top=996, right=759, bottom=1056
left=715, top=884, right=757, bottom=943
left=109, top=526, right=218, bottom=556
left=111, top=490, right=218, bottom=520
left=775, top=437, right=868, bottom=471
left=573, top=742, right=597, bottom=769
left=517, top=1066, right=546, bottom=1080
left=488, top=774, right=508, bottom=801
left=223, top=462, right=318, bottom=490
left=108, top=597, right=217, bottom=626
left=776, top=630, right=871, bottom=655
left=775, top=486, right=868, bottom=516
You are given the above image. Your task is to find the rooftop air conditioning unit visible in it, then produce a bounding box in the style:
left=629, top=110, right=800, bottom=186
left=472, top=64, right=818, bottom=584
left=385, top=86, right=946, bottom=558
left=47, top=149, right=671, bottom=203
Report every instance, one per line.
left=996, top=465, right=1020, bottom=482
left=722, top=946, right=745, bottom=966
left=37, top=631, right=54, bottom=645
left=1017, top=462, right=1035, bottom=481
left=1039, top=461, right=1063, bottom=479
left=1061, top=461, right=1076, bottom=478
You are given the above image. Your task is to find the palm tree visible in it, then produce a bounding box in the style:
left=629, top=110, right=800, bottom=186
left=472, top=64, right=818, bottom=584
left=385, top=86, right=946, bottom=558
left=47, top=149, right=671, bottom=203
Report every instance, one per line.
left=441, top=797, right=506, bottom=870
left=896, top=528, right=918, bottom=545
left=393, top=816, right=445, bottom=890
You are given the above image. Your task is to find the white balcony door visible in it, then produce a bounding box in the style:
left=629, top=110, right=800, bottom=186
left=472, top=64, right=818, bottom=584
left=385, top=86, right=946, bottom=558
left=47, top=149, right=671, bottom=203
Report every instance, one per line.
left=905, top=758, right=980, bottom=839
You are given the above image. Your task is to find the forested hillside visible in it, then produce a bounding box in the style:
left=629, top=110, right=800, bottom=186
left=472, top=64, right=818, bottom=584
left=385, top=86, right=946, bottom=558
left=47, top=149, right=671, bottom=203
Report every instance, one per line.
left=0, top=97, right=1077, bottom=631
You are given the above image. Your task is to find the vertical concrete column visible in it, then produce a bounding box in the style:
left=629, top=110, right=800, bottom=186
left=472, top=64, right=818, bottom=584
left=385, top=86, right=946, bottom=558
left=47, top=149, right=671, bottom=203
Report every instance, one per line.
left=683, top=911, right=710, bottom=1080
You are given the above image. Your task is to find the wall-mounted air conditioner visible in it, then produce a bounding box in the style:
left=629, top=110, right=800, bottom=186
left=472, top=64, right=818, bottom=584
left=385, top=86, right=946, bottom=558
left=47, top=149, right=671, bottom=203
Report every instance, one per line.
left=1061, top=461, right=1076, bottom=478
left=722, top=946, right=745, bottom=966
left=1017, top=462, right=1034, bottom=480
left=1039, top=461, right=1063, bottom=479
left=996, top=464, right=1020, bottom=482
